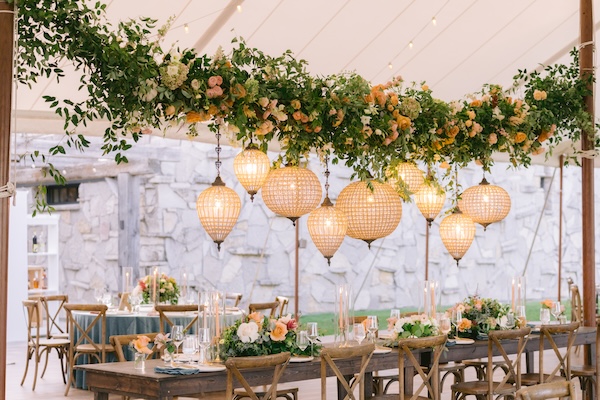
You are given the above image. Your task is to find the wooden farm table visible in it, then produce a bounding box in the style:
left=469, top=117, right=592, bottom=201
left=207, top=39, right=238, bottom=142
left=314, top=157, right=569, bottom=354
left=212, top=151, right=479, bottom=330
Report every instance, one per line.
left=78, top=327, right=596, bottom=400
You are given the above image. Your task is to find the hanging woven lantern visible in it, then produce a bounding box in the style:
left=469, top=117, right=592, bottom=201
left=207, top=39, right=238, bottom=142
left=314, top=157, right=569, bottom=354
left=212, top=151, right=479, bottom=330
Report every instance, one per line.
left=262, top=165, right=322, bottom=224
left=336, top=180, right=402, bottom=247
left=308, top=197, right=348, bottom=265
left=387, top=162, right=425, bottom=194
left=439, top=210, right=476, bottom=265
left=233, top=145, right=270, bottom=201
left=414, top=184, right=446, bottom=226
left=460, top=178, right=511, bottom=230
left=196, top=176, right=241, bottom=251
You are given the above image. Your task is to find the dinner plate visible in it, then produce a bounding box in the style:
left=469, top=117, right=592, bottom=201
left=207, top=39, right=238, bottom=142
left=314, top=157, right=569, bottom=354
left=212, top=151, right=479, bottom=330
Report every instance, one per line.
left=454, top=338, right=475, bottom=345
left=196, top=364, right=226, bottom=372
left=373, top=346, right=392, bottom=354
left=290, top=356, right=314, bottom=363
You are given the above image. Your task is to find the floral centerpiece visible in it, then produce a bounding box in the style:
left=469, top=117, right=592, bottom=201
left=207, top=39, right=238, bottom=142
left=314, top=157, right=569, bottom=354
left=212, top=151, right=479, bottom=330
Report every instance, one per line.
left=540, top=299, right=555, bottom=309
left=132, top=273, right=180, bottom=304
left=130, top=335, right=153, bottom=355
left=220, top=312, right=319, bottom=359
left=384, top=313, right=439, bottom=346
left=450, top=295, right=511, bottom=339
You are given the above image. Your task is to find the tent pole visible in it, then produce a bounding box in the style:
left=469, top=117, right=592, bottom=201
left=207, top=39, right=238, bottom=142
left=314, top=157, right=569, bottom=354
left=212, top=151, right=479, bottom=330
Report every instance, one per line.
left=558, top=155, right=564, bottom=302
left=580, top=0, right=596, bottom=333
left=294, top=219, right=299, bottom=321
left=0, top=1, right=14, bottom=396
left=425, top=220, right=429, bottom=281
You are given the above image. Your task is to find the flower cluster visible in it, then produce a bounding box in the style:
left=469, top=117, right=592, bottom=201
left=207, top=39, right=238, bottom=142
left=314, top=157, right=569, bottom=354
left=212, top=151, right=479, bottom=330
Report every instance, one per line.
left=130, top=335, right=153, bottom=354
left=540, top=299, right=555, bottom=309
left=132, top=273, right=180, bottom=304
left=154, top=332, right=176, bottom=354
left=220, top=313, right=319, bottom=359
left=450, top=295, right=512, bottom=339
left=385, top=313, right=439, bottom=343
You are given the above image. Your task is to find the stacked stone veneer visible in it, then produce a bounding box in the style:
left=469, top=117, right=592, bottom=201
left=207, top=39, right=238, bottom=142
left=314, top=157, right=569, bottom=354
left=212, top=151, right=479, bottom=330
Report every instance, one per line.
left=16, top=134, right=600, bottom=313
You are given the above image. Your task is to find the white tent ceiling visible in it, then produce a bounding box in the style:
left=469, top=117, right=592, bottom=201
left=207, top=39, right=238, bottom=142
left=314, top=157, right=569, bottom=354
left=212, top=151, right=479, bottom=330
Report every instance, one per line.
left=12, top=0, right=600, bottom=167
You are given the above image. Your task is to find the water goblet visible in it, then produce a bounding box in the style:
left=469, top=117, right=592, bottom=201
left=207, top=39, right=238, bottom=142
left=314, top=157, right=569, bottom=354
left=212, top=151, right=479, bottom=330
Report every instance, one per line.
left=452, top=309, right=462, bottom=337
left=94, top=287, right=105, bottom=304
left=366, top=315, right=378, bottom=343
left=353, top=323, right=366, bottom=345
left=551, top=301, right=562, bottom=323
left=296, top=330, right=309, bottom=353
left=196, top=328, right=211, bottom=365
left=182, top=334, right=197, bottom=363
left=390, top=309, right=401, bottom=320
left=438, top=314, right=451, bottom=336
left=129, top=293, right=142, bottom=314
left=516, top=305, right=527, bottom=328
left=307, top=322, right=318, bottom=355
left=171, top=325, right=184, bottom=359
left=540, top=308, right=550, bottom=324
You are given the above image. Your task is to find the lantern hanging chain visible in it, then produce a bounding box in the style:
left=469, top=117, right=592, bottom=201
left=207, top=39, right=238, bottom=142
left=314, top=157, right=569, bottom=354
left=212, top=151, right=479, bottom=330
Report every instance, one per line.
left=324, top=155, right=330, bottom=198
left=214, top=123, right=222, bottom=177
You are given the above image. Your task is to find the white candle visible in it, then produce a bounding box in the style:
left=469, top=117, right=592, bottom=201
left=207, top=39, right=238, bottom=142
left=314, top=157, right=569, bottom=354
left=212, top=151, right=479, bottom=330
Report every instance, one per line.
left=152, top=268, right=158, bottom=304
left=215, top=296, right=220, bottom=337
left=182, top=272, right=188, bottom=299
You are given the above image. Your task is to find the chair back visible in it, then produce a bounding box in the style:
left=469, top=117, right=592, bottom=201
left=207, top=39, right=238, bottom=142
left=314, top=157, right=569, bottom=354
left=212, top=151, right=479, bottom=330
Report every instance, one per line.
left=570, top=285, right=583, bottom=324
left=537, top=322, right=578, bottom=382
left=226, top=292, right=243, bottom=308
left=37, top=294, right=69, bottom=338
left=22, top=300, right=42, bottom=346
left=64, top=303, right=111, bottom=361
left=515, top=381, right=576, bottom=400
left=154, top=304, right=199, bottom=333
left=225, top=352, right=291, bottom=400
left=248, top=301, right=280, bottom=318
left=486, top=327, right=531, bottom=398
left=397, top=335, right=447, bottom=400
left=110, top=332, right=161, bottom=362
left=275, top=296, right=289, bottom=316
left=320, top=343, right=375, bottom=400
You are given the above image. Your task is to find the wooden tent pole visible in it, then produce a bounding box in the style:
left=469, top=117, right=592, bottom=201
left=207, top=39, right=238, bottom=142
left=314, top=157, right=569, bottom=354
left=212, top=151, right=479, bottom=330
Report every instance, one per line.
left=294, top=219, right=299, bottom=321
left=0, top=1, right=15, bottom=396
left=580, top=0, right=596, bottom=330
left=558, top=155, right=564, bottom=302
left=425, top=220, right=429, bottom=281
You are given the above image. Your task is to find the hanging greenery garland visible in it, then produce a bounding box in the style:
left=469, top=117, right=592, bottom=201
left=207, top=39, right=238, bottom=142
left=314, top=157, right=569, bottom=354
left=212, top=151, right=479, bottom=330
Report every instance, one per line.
left=11, top=0, right=599, bottom=207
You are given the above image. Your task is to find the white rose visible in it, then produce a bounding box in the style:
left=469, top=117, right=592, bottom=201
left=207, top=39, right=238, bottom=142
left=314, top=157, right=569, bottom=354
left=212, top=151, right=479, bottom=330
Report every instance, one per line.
left=360, top=115, right=371, bottom=125
left=191, top=79, right=200, bottom=90
left=498, top=316, right=508, bottom=329
left=167, top=65, right=179, bottom=76
left=394, top=320, right=405, bottom=333
left=237, top=322, right=259, bottom=343
left=278, top=314, right=292, bottom=325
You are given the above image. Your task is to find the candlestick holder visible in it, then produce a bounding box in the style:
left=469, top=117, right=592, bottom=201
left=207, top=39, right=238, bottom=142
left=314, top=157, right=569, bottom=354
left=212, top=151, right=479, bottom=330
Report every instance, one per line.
left=334, top=283, right=352, bottom=347
left=422, top=280, right=438, bottom=318
left=511, top=276, right=526, bottom=312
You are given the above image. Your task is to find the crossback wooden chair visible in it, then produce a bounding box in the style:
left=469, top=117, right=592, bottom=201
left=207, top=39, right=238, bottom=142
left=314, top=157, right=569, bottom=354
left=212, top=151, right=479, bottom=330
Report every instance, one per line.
left=571, top=319, right=600, bottom=400
left=570, top=284, right=583, bottom=324
left=226, top=292, right=243, bottom=308
left=155, top=304, right=199, bottom=334
left=20, top=300, right=70, bottom=390
left=517, top=322, right=578, bottom=386
left=248, top=301, right=280, bottom=318
left=515, top=381, right=576, bottom=400
left=451, top=327, right=531, bottom=400
left=110, top=332, right=162, bottom=362
left=37, top=294, right=69, bottom=339
left=373, top=335, right=447, bottom=400
left=64, top=303, right=115, bottom=396
left=225, top=352, right=292, bottom=400
left=321, top=343, right=375, bottom=400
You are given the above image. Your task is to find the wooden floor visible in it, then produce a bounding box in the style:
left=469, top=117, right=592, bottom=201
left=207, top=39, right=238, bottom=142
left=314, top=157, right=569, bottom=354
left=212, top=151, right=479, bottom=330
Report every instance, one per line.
left=6, top=341, right=587, bottom=399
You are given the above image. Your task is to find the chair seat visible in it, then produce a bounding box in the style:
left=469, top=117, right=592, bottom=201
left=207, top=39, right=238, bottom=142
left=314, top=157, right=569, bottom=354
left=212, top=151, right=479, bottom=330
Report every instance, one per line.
left=372, top=394, right=429, bottom=400
left=233, top=386, right=298, bottom=400
left=517, top=373, right=565, bottom=386
left=572, top=365, right=596, bottom=377
left=74, top=343, right=114, bottom=353
left=451, top=381, right=516, bottom=396
left=35, top=338, right=70, bottom=348
left=51, top=333, right=69, bottom=340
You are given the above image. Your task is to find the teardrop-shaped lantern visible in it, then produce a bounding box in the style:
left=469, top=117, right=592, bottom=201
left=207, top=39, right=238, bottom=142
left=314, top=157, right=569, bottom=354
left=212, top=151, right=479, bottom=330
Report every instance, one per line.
left=460, top=178, right=511, bottom=230
left=196, top=176, right=241, bottom=251
left=439, top=210, right=476, bottom=264
left=414, top=184, right=446, bottom=226
left=387, top=162, right=425, bottom=194
left=308, top=197, right=348, bottom=265
left=336, top=181, right=402, bottom=247
left=233, top=145, right=270, bottom=201
left=262, top=165, right=322, bottom=224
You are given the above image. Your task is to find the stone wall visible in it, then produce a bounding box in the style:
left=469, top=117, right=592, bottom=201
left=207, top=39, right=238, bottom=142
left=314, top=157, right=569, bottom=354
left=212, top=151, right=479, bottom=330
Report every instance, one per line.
left=15, top=134, right=600, bottom=313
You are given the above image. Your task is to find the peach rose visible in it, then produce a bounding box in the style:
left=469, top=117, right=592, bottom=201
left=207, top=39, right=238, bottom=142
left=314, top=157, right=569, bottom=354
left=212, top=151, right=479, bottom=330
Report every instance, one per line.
left=457, top=318, right=472, bottom=332
left=421, top=84, right=429, bottom=91
left=269, top=321, right=288, bottom=341
left=165, top=105, right=176, bottom=116
left=514, top=132, right=527, bottom=143
left=488, top=133, right=498, bottom=145
left=470, top=99, right=482, bottom=107
left=533, top=89, right=547, bottom=101
left=248, top=312, right=263, bottom=325
left=131, top=335, right=152, bottom=354
left=541, top=299, right=554, bottom=309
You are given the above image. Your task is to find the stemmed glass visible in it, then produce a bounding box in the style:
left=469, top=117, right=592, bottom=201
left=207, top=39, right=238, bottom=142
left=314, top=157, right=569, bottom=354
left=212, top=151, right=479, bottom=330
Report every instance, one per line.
left=390, top=309, right=401, bottom=320
left=353, top=323, right=366, bottom=345
left=129, top=293, right=141, bottom=314
left=171, top=325, right=184, bottom=359
left=366, top=315, right=378, bottom=343
left=307, top=322, right=318, bottom=355
left=452, top=309, right=462, bottom=337
left=182, top=334, right=197, bottom=363
left=540, top=308, right=551, bottom=324
left=551, top=301, right=562, bottom=323
left=197, top=328, right=211, bottom=365
left=516, top=305, right=527, bottom=328
left=438, top=314, right=451, bottom=336
left=94, top=287, right=105, bottom=304
left=296, top=330, right=309, bottom=354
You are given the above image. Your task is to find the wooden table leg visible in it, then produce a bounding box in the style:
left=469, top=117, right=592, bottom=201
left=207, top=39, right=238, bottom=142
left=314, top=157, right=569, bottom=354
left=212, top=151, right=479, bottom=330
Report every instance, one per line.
left=94, top=391, right=109, bottom=400
left=525, top=351, right=534, bottom=373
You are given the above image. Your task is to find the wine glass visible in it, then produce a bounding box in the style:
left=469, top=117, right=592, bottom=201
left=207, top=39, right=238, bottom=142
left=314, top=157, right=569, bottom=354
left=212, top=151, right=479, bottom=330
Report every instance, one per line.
left=307, top=322, right=318, bottom=355
left=366, top=315, right=378, bottom=343
left=197, top=328, right=211, bottom=365
left=94, top=287, right=105, bottom=304
left=551, top=301, right=562, bottom=323
left=353, top=323, right=366, bottom=345
left=129, top=293, right=142, bottom=314
left=438, top=314, right=451, bottom=336
left=390, top=309, right=401, bottom=320
left=540, top=308, right=550, bottom=324
left=182, top=334, right=197, bottom=363
left=452, top=309, right=462, bottom=337
left=516, top=305, right=527, bottom=328
left=296, top=330, right=309, bottom=353
left=171, top=325, right=184, bottom=359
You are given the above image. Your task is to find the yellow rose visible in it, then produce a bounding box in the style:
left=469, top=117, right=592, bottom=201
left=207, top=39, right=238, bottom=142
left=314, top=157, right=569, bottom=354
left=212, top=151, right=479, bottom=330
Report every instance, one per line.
left=421, top=84, right=429, bottom=91
left=533, top=90, right=547, bottom=101
left=269, top=321, right=288, bottom=342
left=470, top=99, right=482, bottom=107
left=165, top=105, right=176, bottom=116
left=291, top=99, right=301, bottom=110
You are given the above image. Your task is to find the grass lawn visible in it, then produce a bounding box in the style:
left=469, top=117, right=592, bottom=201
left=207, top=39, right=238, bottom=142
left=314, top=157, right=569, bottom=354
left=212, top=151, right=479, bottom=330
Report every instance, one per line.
left=300, top=301, right=572, bottom=336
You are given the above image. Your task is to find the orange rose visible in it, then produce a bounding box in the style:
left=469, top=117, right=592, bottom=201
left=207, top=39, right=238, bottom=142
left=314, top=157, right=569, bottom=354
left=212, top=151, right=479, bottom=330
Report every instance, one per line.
left=457, top=318, right=472, bottom=332
left=541, top=299, right=554, bottom=309
left=131, top=335, right=152, bottom=354
left=396, top=115, right=411, bottom=130
left=292, top=111, right=302, bottom=121
left=514, top=132, right=527, bottom=143
left=248, top=312, right=263, bottom=325
left=165, top=105, right=176, bottom=116
left=231, top=83, right=247, bottom=98
left=186, top=111, right=203, bottom=124
left=269, top=321, right=288, bottom=341
left=421, top=84, right=429, bottom=91
left=207, top=105, right=218, bottom=116
left=470, top=99, right=483, bottom=107
left=291, top=99, right=301, bottom=110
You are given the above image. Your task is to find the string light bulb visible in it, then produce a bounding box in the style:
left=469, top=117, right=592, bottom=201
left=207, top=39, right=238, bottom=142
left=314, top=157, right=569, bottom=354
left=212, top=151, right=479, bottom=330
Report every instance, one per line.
left=388, top=62, right=393, bottom=69
left=237, top=5, right=242, bottom=12
left=432, top=17, right=437, bottom=26
left=184, top=23, right=189, bottom=33
left=409, top=41, right=414, bottom=49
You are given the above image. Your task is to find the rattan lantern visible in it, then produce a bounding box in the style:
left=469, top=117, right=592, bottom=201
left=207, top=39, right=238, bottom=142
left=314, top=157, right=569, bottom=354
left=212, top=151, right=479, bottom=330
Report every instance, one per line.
left=307, top=161, right=347, bottom=265
left=233, top=145, right=270, bottom=201
left=262, top=165, right=322, bottom=224
left=439, top=210, right=476, bottom=264
left=414, top=184, right=446, bottom=226
left=336, top=180, right=402, bottom=248
left=460, top=178, right=511, bottom=230
left=388, top=162, right=425, bottom=193
left=196, top=129, right=241, bottom=251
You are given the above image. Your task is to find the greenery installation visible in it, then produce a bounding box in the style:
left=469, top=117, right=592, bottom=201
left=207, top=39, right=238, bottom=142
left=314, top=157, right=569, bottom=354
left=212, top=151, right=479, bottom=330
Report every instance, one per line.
left=12, top=0, right=599, bottom=211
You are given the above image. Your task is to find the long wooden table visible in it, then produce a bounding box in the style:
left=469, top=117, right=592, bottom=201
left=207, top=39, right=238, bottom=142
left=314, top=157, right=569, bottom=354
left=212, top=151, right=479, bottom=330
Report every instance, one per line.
left=78, top=327, right=596, bottom=400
